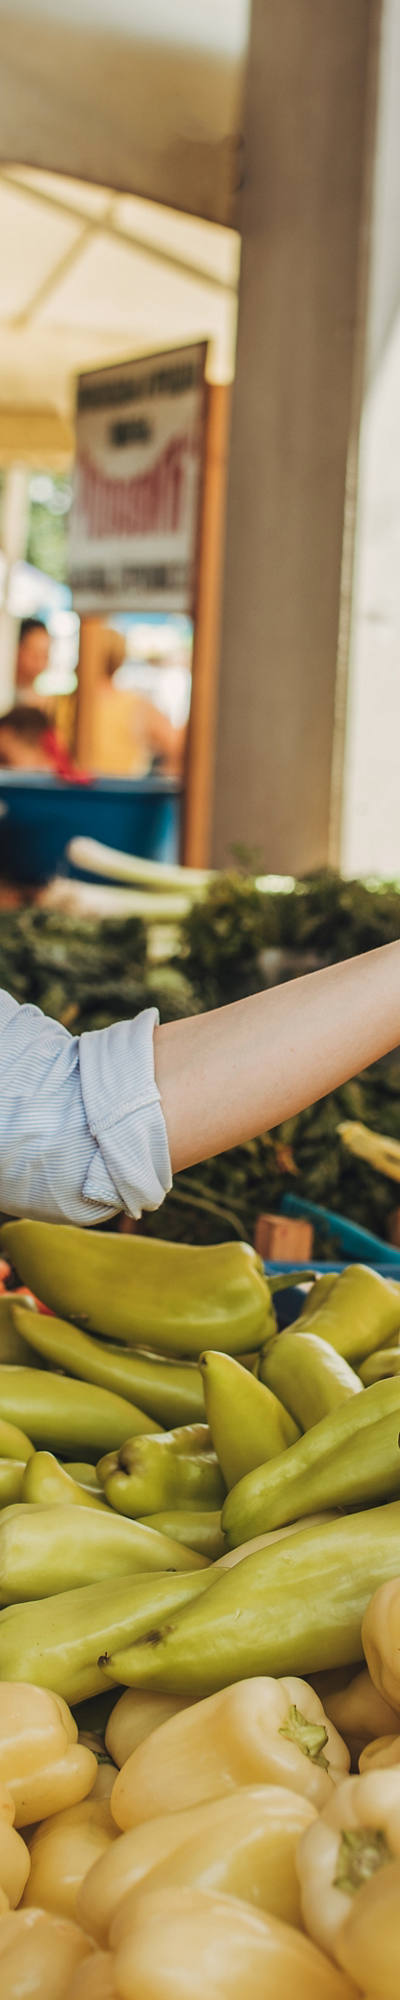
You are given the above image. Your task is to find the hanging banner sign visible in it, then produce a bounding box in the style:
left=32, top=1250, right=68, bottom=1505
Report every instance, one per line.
left=68, top=341, right=207, bottom=614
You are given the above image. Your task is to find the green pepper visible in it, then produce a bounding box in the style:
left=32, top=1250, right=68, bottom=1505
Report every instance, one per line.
left=138, top=1512, right=225, bottom=1561
left=98, top=1424, right=225, bottom=1518
left=0, top=1501, right=208, bottom=1604
left=62, top=1463, right=103, bottom=1492
left=360, top=1350, right=400, bottom=1386
left=259, top=1329, right=362, bottom=1429
left=0, top=1568, right=210, bottom=1703
left=0, top=1459, right=25, bottom=1508
left=0, top=1365, right=148, bottom=1459
left=12, top=1304, right=204, bottom=1427
left=0, top=1293, right=37, bottom=1364
left=297, top=1275, right=338, bottom=1321
left=1, top=1221, right=272, bottom=1357
left=200, top=1349, right=299, bottom=1490
left=21, top=1450, right=107, bottom=1511
left=0, top=1413, right=34, bottom=1461
left=222, top=1377, right=400, bottom=1547
left=288, top=1265, right=400, bottom=1367
left=104, top=1499, right=400, bottom=1695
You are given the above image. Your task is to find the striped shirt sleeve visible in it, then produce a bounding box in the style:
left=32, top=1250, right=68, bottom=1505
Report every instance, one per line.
left=0, top=989, right=172, bottom=1224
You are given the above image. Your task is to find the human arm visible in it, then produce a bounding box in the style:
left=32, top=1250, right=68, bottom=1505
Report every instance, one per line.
left=155, top=940, right=400, bottom=1172
left=139, top=696, right=186, bottom=778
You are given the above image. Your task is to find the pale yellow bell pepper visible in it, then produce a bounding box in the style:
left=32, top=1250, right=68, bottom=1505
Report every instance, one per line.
left=79, top=1785, right=315, bottom=1943
left=359, top=1733, right=400, bottom=1773
left=109, top=1885, right=358, bottom=2000
left=22, top=1796, right=118, bottom=1920
left=362, top=1577, right=400, bottom=1709
left=79, top=1799, right=251, bottom=1943
left=0, top=1683, right=97, bottom=1826
left=0, top=1779, right=16, bottom=1824
left=0, top=1778, right=30, bottom=1910
left=66, top=1950, right=118, bottom=1999
left=324, top=1666, right=400, bottom=1766
left=0, top=1906, right=92, bottom=1999
left=111, top=1675, right=349, bottom=1830
left=296, top=1767, right=400, bottom=1961
left=119, top=1784, right=314, bottom=1927
left=105, top=1689, right=197, bottom=1768
left=335, top=1858, right=400, bottom=1999
left=78, top=1732, right=117, bottom=1799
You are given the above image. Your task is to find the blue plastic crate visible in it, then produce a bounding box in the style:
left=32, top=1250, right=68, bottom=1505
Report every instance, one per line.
left=282, top=1192, right=400, bottom=1268
left=0, top=773, right=182, bottom=886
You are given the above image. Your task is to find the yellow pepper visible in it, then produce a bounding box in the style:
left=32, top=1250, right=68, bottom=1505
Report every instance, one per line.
left=79, top=1786, right=315, bottom=1943
left=334, top=1857, right=400, bottom=1998
left=359, top=1734, right=400, bottom=1773
left=105, top=1690, right=198, bottom=1767
left=324, top=1666, right=400, bottom=1766
left=111, top=1675, right=349, bottom=1831
left=109, top=1885, right=358, bottom=2000
left=22, top=1796, right=118, bottom=1921
left=77, top=1732, right=117, bottom=1799
left=0, top=1778, right=30, bottom=1910
left=0, top=1683, right=97, bottom=1827
left=0, top=1907, right=92, bottom=1999
left=362, top=1578, right=400, bottom=1709
left=78, top=1803, right=236, bottom=1943
left=296, top=1767, right=400, bottom=1962
left=123, top=1784, right=315, bottom=1928
left=66, top=1951, right=117, bottom=2000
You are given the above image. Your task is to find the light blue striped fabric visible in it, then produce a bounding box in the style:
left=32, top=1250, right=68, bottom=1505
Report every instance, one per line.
left=0, top=990, right=172, bottom=1224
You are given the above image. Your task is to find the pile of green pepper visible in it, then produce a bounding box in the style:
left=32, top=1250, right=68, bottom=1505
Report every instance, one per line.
left=0, top=1224, right=398, bottom=1711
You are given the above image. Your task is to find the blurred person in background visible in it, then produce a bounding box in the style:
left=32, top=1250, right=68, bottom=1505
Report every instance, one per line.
left=15, top=618, right=50, bottom=700
left=92, top=640, right=187, bottom=779
left=0, top=705, right=88, bottom=781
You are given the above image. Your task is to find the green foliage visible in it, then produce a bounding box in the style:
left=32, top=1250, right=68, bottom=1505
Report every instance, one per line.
left=26, top=477, right=72, bottom=585
left=276, top=871, right=400, bottom=957
left=181, top=872, right=280, bottom=1007
left=181, top=868, right=400, bottom=1007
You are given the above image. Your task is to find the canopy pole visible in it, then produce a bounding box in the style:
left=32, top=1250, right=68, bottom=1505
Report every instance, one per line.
left=0, top=464, right=30, bottom=712
left=211, top=0, right=381, bottom=874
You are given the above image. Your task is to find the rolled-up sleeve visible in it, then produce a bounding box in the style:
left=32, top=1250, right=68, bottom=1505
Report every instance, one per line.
left=0, top=990, right=172, bottom=1224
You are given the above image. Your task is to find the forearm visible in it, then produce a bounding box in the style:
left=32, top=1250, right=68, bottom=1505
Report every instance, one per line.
left=154, top=941, right=400, bottom=1173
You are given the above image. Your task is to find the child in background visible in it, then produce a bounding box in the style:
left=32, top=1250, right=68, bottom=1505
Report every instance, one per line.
left=0, top=707, right=89, bottom=782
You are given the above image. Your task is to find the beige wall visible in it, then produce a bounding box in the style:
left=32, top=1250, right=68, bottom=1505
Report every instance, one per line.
left=211, top=0, right=381, bottom=874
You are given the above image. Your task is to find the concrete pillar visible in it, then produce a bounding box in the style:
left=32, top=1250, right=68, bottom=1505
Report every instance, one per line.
left=211, top=0, right=381, bottom=874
